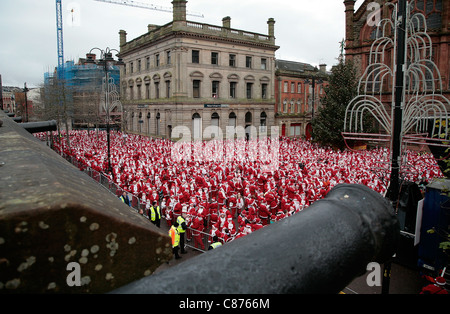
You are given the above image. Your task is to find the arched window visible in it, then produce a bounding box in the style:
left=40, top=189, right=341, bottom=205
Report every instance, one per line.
left=192, top=113, right=202, bottom=140
left=245, top=112, right=252, bottom=140
left=228, top=112, right=237, bottom=127
left=147, top=112, right=151, bottom=134
left=156, top=112, right=161, bottom=135
left=245, top=111, right=252, bottom=124
left=138, top=112, right=143, bottom=133
left=211, top=112, right=220, bottom=139
left=260, top=112, right=267, bottom=133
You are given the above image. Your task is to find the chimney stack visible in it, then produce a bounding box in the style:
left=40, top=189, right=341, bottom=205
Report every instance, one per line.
left=267, top=18, right=275, bottom=42
left=119, top=30, right=127, bottom=47
left=148, top=24, right=158, bottom=32
left=222, top=16, right=231, bottom=29
left=172, top=0, right=187, bottom=23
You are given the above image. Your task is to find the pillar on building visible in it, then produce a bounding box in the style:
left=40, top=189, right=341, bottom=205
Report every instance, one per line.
left=344, top=0, right=355, bottom=48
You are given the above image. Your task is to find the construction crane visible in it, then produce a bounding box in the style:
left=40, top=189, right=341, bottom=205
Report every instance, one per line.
left=56, top=0, right=64, bottom=81
left=55, top=0, right=204, bottom=80
left=94, top=0, right=204, bottom=18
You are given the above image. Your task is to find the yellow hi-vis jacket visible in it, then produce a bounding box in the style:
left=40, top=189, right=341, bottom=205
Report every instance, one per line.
left=176, top=216, right=186, bottom=233
left=210, top=242, right=222, bottom=249
left=169, top=225, right=180, bottom=248
left=150, top=206, right=161, bottom=221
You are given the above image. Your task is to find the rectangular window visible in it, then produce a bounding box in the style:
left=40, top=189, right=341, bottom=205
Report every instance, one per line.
left=192, top=50, right=200, bottom=63
left=166, top=51, right=171, bottom=65
left=145, top=84, right=150, bottom=99
left=166, top=80, right=170, bottom=98
left=229, top=54, right=236, bottom=67
left=261, top=83, right=267, bottom=99
left=138, top=59, right=141, bottom=72
left=246, top=83, right=253, bottom=99
left=211, top=52, right=219, bottom=65
left=290, top=124, right=301, bottom=136
left=130, top=62, right=134, bottom=74
left=193, top=80, right=201, bottom=98
left=246, top=56, right=252, bottom=68
left=146, top=57, right=150, bottom=70
left=291, top=82, right=295, bottom=93
left=155, top=82, right=160, bottom=99
left=230, top=82, right=237, bottom=98
left=297, top=83, right=302, bottom=93
left=155, top=54, right=160, bottom=67
left=261, top=58, right=267, bottom=70
left=212, top=81, right=220, bottom=98
left=283, top=82, right=288, bottom=93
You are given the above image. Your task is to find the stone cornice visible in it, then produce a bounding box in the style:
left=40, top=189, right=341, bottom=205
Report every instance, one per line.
left=120, top=21, right=279, bottom=57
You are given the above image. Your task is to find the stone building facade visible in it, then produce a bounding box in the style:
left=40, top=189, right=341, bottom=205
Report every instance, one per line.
left=119, top=0, right=279, bottom=140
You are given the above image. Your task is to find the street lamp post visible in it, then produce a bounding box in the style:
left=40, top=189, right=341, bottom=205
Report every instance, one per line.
left=85, top=47, right=124, bottom=179
left=24, top=82, right=29, bottom=122
left=304, top=77, right=323, bottom=119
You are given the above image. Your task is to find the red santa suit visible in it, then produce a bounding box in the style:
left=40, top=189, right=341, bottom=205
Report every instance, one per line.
left=209, top=206, right=219, bottom=229
left=209, top=225, right=221, bottom=245
left=217, top=188, right=226, bottom=209
left=252, top=218, right=264, bottom=231
left=191, top=216, right=205, bottom=250
left=258, top=203, right=271, bottom=225
left=237, top=210, right=248, bottom=228
left=228, top=195, right=237, bottom=217
left=215, top=212, right=227, bottom=231
left=235, top=224, right=253, bottom=240
left=223, top=216, right=237, bottom=235
left=236, top=195, right=244, bottom=215
left=173, top=200, right=182, bottom=221
left=165, top=206, right=173, bottom=227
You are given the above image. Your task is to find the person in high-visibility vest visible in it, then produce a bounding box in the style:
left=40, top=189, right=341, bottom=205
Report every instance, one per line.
left=149, top=201, right=161, bottom=227
left=169, top=221, right=181, bottom=260
left=119, top=191, right=130, bottom=207
left=208, top=235, right=222, bottom=250
left=177, top=212, right=187, bottom=254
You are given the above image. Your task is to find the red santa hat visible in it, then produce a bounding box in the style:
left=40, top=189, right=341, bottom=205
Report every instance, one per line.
left=435, top=277, right=446, bottom=286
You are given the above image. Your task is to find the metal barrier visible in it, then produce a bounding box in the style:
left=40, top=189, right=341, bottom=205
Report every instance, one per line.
left=185, top=225, right=226, bottom=252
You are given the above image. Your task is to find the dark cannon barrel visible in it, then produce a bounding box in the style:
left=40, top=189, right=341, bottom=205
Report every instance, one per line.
left=112, top=183, right=399, bottom=294
left=20, top=120, right=57, bottom=133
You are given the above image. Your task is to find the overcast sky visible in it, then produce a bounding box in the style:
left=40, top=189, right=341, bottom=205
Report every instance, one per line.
left=0, top=0, right=364, bottom=88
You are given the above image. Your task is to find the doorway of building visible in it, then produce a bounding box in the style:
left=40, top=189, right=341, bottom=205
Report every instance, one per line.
left=305, top=123, right=312, bottom=140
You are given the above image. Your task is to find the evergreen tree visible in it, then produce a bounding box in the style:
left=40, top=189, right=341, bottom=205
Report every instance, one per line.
left=311, top=59, right=360, bottom=150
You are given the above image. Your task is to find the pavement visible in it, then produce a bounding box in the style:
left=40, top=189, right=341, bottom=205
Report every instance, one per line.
left=343, top=262, right=425, bottom=294
left=154, top=220, right=427, bottom=294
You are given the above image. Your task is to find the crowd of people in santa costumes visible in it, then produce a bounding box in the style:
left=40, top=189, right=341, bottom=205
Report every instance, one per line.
left=37, top=130, right=444, bottom=248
